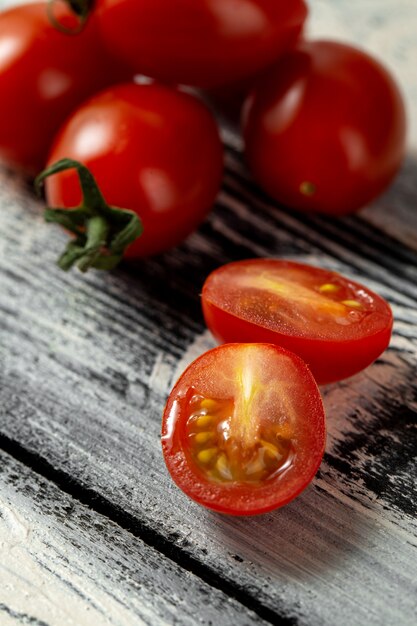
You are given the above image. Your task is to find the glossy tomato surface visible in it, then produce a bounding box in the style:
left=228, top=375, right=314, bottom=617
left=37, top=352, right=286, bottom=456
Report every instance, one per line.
left=0, top=2, right=128, bottom=175
left=162, top=343, right=325, bottom=515
left=243, top=40, right=406, bottom=215
left=97, top=0, right=308, bottom=87
left=202, top=259, right=393, bottom=384
left=45, top=83, right=223, bottom=258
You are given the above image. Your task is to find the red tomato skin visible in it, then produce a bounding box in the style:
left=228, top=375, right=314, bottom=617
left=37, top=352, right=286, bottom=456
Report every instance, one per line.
left=0, top=2, right=129, bottom=175
left=203, top=302, right=392, bottom=385
left=201, top=260, right=394, bottom=385
left=96, top=0, right=308, bottom=88
left=45, top=83, right=223, bottom=258
left=243, top=40, right=407, bottom=215
left=162, top=343, right=326, bottom=516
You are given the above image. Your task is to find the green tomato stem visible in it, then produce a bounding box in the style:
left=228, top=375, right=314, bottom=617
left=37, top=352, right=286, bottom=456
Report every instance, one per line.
left=35, top=158, right=143, bottom=273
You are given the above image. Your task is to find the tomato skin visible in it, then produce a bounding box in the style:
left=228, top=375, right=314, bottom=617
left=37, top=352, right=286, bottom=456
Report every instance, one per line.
left=162, top=343, right=325, bottom=516
left=45, top=83, right=223, bottom=258
left=96, top=0, right=308, bottom=88
left=0, top=2, right=129, bottom=175
left=202, top=260, right=393, bottom=385
left=243, top=40, right=407, bottom=215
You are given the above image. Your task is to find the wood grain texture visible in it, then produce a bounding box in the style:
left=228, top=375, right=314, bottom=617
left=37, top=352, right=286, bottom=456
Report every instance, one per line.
left=0, top=448, right=268, bottom=626
left=1, top=0, right=417, bottom=624
left=0, top=153, right=416, bottom=626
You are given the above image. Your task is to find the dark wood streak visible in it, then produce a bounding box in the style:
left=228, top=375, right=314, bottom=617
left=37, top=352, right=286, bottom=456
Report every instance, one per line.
left=220, top=177, right=417, bottom=301
left=1, top=151, right=417, bottom=626
left=0, top=450, right=271, bottom=626
left=0, top=604, right=50, bottom=626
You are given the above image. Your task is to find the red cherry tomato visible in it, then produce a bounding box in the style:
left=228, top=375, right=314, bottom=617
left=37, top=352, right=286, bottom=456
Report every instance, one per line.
left=243, top=40, right=406, bottom=215
left=43, top=83, right=223, bottom=265
left=96, top=0, right=308, bottom=88
left=202, top=259, right=393, bottom=385
left=162, top=343, right=325, bottom=515
left=0, top=2, right=128, bottom=175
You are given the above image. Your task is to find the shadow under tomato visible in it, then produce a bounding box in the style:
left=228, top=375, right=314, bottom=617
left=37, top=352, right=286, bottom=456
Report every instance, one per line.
left=201, top=479, right=371, bottom=583
left=198, top=349, right=417, bottom=586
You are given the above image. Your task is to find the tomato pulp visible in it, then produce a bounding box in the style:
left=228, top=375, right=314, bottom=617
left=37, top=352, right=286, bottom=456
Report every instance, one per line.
left=202, top=259, right=393, bottom=384
left=243, top=40, right=406, bottom=215
left=0, top=2, right=128, bottom=175
left=96, top=0, right=308, bottom=88
left=44, top=83, right=223, bottom=259
left=162, top=343, right=325, bottom=515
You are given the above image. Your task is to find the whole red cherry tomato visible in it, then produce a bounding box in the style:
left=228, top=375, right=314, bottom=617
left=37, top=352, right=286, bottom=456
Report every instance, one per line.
left=0, top=2, right=129, bottom=175
left=162, top=343, right=326, bottom=515
left=95, top=0, right=308, bottom=88
left=243, top=40, right=407, bottom=215
left=39, top=83, right=223, bottom=271
left=202, top=259, right=393, bottom=385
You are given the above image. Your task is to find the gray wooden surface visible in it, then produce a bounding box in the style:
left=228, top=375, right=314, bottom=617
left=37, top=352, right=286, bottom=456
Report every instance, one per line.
left=1, top=1, right=417, bottom=625
left=0, top=448, right=268, bottom=626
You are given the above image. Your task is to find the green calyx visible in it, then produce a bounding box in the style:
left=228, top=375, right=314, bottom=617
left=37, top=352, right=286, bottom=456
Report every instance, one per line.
left=47, top=0, right=94, bottom=35
left=35, top=158, right=143, bottom=273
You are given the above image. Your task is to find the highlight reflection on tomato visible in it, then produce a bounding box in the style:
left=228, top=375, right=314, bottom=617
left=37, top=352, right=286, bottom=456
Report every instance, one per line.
left=162, top=343, right=325, bottom=515
left=44, top=83, right=223, bottom=263
left=243, top=40, right=406, bottom=215
left=96, top=0, right=308, bottom=87
left=202, top=259, right=393, bottom=385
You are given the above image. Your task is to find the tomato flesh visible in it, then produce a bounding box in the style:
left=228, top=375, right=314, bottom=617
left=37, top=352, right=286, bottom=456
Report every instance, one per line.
left=202, top=260, right=393, bottom=384
left=162, top=343, right=325, bottom=515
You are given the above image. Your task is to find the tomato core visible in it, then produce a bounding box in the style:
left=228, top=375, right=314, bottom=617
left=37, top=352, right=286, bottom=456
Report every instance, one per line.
left=162, top=343, right=325, bottom=515
left=186, top=391, right=294, bottom=486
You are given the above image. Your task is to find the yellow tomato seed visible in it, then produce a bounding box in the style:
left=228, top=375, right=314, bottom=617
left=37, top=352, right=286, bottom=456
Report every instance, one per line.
left=216, top=454, right=233, bottom=480
left=342, top=299, right=363, bottom=309
left=260, top=440, right=282, bottom=459
left=195, top=432, right=214, bottom=445
left=200, top=398, right=218, bottom=411
left=196, top=414, right=213, bottom=428
left=197, top=448, right=218, bottom=464
left=319, top=283, right=340, bottom=293
left=245, top=452, right=266, bottom=476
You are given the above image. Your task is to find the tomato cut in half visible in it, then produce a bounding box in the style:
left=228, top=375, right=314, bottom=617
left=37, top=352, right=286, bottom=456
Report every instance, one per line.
left=162, top=343, right=325, bottom=515
left=202, top=259, right=393, bottom=385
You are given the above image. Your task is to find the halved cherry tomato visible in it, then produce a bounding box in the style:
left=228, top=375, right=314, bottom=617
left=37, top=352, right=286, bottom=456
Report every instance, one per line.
left=0, top=2, right=128, bottom=175
left=42, top=83, right=223, bottom=268
left=202, top=259, right=393, bottom=385
left=95, top=0, right=308, bottom=88
left=162, top=343, right=325, bottom=515
left=243, top=40, right=406, bottom=215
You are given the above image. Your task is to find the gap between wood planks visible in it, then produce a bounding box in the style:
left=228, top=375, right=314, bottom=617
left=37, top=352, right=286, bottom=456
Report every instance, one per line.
left=0, top=431, right=295, bottom=626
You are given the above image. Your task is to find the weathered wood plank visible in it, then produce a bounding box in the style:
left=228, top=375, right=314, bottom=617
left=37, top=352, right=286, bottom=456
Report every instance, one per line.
left=1, top=0, right=417, bottom=624
left=0, top=448, right=269, bottom=626
left=0, top=165, right=416, bottom=626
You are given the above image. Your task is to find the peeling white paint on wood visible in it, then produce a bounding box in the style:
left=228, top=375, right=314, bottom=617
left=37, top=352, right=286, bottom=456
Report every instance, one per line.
left=0, top=450, right=267, bottom=626
left=0, top=164, right=416, bottom=625
left=0, top=0, right=416, bottom=625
